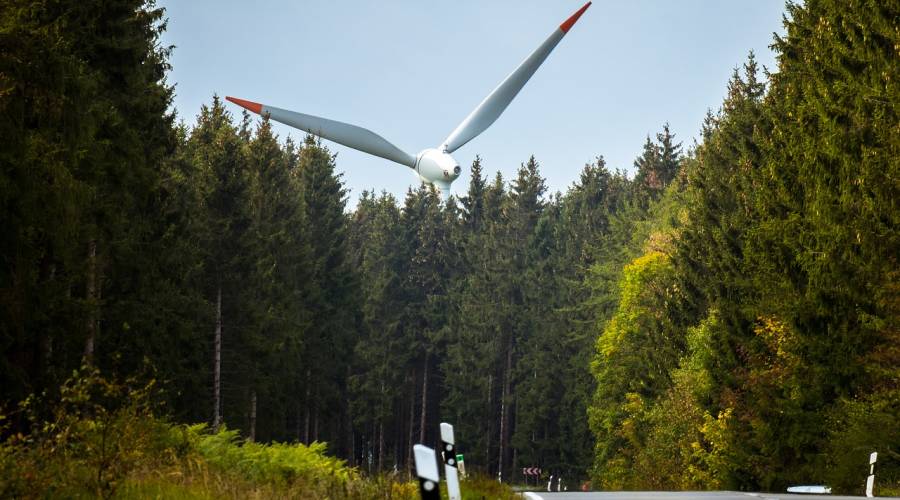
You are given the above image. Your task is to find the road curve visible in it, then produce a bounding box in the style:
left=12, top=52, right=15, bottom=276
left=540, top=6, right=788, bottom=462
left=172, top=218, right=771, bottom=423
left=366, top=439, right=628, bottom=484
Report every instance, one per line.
left=524, top=492, right=897, bottom=500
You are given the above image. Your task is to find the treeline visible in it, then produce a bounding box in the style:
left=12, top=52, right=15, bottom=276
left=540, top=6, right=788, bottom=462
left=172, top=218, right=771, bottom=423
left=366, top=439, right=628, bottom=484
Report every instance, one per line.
left=0, top=0, right=650, bottom=481
left=0, top=0, right=357, bottom=444
left=1, top=0, right=897, bottom=494
left=0, top=0, right=615, bottom=480
left=346, top=151, right=642, bottom=480
left=588, top=0, right=899, bottom=493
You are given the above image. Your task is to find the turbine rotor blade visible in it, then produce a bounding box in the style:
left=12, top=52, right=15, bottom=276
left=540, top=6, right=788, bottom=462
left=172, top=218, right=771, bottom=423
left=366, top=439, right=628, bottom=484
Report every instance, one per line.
left=226, top=96, right=417, bottom=168
left=440, top=2, right=591, bottom=154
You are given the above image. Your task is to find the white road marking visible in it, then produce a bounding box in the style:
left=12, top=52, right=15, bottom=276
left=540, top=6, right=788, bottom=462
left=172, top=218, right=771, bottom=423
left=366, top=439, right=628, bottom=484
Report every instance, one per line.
left=524, top=492, right=545, bottom=500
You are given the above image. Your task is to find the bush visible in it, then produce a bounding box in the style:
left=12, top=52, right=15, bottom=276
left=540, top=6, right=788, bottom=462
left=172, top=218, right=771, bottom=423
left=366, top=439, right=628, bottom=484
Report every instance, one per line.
left=457, top=475, right=519, bottom=499
left=0, top=366, right=170, bottom=498
left=0, top=367, right=419, bottom=499
left=825, top=389, right=900, bottom=496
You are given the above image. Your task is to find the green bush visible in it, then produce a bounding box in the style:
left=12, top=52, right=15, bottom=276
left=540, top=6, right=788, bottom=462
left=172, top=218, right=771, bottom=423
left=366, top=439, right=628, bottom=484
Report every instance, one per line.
left=825, top=389, right=900, bottom=496
left=0, top=366, right=170, bottom=498
left=187, top=423, right=361, bottom=495
left=457, top=475, right=519, bottom=499
left=0, top=367, right=419, bottom=499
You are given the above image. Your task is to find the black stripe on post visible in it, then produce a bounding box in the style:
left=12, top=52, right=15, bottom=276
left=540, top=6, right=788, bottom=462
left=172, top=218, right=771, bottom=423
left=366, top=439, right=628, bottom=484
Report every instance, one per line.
left=440, top=422, right=461, bottom=500
left=441, top=440, right=456, bottom=467
left=418, top=477, right=440, bottom=500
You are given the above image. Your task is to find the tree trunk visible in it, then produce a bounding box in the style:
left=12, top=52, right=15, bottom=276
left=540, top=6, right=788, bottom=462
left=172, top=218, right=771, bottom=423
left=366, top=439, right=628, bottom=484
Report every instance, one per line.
left=498, top=347, right=513, bottom=481
left=419, top=356, right=429, bottom=444
left=83, top=240, right=97, bottom=363
left=304, top=368, right=311, bottom=444
left=349, top=430, right=356, bottom=468
left=343, top=367, right=353, bottom=458
left=511, top=393, right=518, bottom=482
left=406, top=369, right=415, bottom=475
left=378, top=381, right=385, bottom=470
left=378, top=420, right=384, bottom=471
left=213, top=286, right=222, bottom=431
left=37, top=258, right=54, bottom=383
left=394, top=411, right=401, bottom=472
left=295, top=402, right=302, bottom=442
left=249, top=390, right=257, bottom=442
left=11, top=251, right=30, bottom=386
left=370, top=422, right=376, bottom=472
left=486, top=373, right=493, bottom=474
left=313, top=388, right=319, bottom=442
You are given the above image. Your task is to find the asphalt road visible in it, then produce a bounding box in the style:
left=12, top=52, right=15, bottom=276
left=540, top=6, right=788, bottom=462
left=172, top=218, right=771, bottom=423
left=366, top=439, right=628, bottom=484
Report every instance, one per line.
left=523, top=492, right=897, bottom=500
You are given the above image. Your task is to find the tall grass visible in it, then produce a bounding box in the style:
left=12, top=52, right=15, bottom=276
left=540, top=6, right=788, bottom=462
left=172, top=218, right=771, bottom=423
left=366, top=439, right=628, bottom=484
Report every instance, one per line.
left=0, top=368, right=517, bottom=499
left=0, top=367, right=418, bottom=499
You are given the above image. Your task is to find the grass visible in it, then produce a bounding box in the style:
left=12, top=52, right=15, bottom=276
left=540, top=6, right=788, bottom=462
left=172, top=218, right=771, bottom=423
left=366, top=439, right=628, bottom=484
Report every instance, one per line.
left=0, top=367, right=518, bottom=499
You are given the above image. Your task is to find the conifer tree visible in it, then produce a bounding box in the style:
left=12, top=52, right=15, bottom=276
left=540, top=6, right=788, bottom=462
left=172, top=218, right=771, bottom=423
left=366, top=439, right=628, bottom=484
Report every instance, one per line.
left=749, top=0, right=899, bottom=488
left=295, top=135, right=358, bottom=452
left=441, top=162, right=504, bottom=474
left=242, top=119, right=313, bottom=441
left=184, top=96, right=255, bottom=431
left=0, top=0, right=174, bottom=400
left=349, top=191, right=406, bottom=469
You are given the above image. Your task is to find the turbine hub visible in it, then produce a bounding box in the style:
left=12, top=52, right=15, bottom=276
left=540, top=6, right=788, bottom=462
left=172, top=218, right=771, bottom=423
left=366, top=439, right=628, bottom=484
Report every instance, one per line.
left=415, top=148, right=460, bottom=186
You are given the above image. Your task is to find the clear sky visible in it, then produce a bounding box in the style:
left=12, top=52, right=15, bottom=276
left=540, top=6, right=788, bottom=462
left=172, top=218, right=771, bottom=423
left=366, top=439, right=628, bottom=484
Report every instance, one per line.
left=158, top=1, right=787, bottom=204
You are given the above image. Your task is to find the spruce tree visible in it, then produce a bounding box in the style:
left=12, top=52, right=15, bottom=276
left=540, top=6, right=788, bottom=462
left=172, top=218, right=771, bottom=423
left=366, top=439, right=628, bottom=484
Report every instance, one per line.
left=184, top=96, right=255, bottom=431
left=0, top=0, right=174, bottom=401
left=295, top=135, right=358, bottom=452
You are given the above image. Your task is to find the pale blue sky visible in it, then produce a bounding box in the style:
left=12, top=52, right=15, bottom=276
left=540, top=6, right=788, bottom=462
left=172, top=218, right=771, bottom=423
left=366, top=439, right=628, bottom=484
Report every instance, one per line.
left=159, top=1, right=786, bottom=203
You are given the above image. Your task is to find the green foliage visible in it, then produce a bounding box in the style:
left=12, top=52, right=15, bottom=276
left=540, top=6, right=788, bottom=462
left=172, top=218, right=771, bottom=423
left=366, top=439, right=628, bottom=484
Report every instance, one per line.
left=824, top=389, right=900, bottom=495
left=2, top=0, right=897, bottom=492
left=192, top=425, right=353, bottom=486
left=0, top=368, right=419, bottom=499
left=623, top=311, right=730, bottom=490
left=456, top=475, right=519, bottom=500
left=0, top=0, right=175, bottom=401
left=589, top=0, right=900, bottom=492
left=0, top=366, right=173, bottom=498
left=589, top=251, right=688, bottom=488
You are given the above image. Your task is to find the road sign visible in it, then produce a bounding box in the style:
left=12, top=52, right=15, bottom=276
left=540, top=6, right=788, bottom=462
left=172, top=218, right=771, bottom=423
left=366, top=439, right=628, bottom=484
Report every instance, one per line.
left=414, top=445, right=440, bottom=500
left=440, top=423, right=461, bottom=500
left=523, top=467, right=542, bottom=476
left=867, top=451, right=878, bottom=497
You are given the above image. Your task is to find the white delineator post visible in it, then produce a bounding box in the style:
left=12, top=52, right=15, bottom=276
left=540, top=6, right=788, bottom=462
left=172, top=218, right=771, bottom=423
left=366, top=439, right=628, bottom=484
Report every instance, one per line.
left=866, top=451, right=877, bottom=497
left=440, top=423, right=462, bottom=500
left=414, top=445, right=441, bottom=500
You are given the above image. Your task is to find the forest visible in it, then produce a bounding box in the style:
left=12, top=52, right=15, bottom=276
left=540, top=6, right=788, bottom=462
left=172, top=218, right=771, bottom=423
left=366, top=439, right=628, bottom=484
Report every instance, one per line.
left=1, top=0, right=898, bottom=497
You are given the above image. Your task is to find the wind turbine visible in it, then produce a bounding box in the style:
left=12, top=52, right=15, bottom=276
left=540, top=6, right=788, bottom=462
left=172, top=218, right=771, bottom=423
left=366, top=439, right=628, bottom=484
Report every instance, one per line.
left=227, top=2, right=591, bottom=199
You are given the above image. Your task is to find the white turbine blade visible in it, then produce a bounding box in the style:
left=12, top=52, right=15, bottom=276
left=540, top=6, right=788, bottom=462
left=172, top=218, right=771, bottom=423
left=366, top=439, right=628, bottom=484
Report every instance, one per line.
left=440, top=2, right=591, bottom=154
left=226, top=97, right=417, bottom=168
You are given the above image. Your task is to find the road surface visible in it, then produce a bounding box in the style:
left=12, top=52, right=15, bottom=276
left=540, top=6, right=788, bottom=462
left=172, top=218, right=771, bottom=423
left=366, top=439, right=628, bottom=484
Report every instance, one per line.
left=523, top=492, right=897, bottom=500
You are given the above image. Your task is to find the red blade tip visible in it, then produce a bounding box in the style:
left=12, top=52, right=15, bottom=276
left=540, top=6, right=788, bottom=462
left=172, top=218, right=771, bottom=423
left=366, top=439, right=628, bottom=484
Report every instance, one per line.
left=560, top=2, right=591, bottom=33
left=225, top=96, right=263, bottom=115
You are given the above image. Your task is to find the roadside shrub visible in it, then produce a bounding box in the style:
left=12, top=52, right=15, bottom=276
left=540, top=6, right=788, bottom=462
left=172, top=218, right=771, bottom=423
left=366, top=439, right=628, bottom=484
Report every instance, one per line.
left=191, top=424, right=355, bottom=492
left=0, top=366, right=168, bottom=498
left=825, top=389, right=900, bottom=496
left=0, top=367, right=420, bottom=499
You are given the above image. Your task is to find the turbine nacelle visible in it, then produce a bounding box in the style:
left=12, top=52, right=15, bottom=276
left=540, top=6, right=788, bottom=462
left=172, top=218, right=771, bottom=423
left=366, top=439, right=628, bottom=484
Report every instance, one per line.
left=415, top=148, right=461, bottom=190
left=226, top=2, right=592, bottom=200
